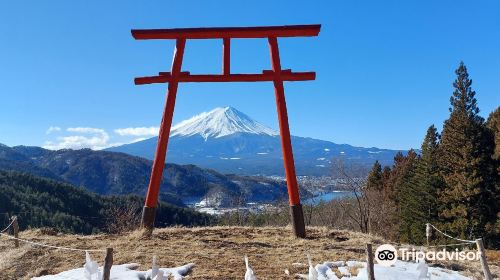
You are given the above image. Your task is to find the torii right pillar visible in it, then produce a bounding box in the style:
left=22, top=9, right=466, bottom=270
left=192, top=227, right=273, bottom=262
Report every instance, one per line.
left=268, top=37, right=305, bottom=238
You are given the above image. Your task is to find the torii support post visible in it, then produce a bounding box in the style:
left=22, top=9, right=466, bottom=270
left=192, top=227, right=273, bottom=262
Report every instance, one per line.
left=268, top=37, right=305, bottom=237
left=132, top=25, right=321, bottom=238
left=141, top=38, right=186, bottom=230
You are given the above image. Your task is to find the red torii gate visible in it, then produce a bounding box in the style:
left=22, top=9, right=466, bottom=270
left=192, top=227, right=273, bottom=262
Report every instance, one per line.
left=132, top=24, right=321, bottom=238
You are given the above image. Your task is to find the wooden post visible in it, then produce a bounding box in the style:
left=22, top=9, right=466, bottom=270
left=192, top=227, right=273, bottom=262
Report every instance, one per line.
left=103, top=247, right=113, bottom=280
left=11, top=216, right=19, bottom=248
left=425, top=223, right=432, bottom=247
left=476, top=239, right=492, bottom=280
left=366, top=243, right=375, bottom=280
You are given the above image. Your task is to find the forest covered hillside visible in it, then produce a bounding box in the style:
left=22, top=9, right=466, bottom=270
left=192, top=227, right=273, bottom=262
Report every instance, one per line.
left=0, top=171, right=213, bottom=234
left=0, top=145, right=292, bottom=207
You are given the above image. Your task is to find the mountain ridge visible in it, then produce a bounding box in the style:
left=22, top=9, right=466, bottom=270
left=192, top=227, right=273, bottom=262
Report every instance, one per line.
left=107, top=107, right=404, bottom=176
left=0, top=144, right=292, bottom=207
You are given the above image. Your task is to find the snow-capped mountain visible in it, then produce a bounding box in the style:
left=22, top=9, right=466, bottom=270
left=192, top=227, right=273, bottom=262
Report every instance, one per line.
left=171, top=107, right=278, bottom=139
left=106, top=107, right=403, bottom=176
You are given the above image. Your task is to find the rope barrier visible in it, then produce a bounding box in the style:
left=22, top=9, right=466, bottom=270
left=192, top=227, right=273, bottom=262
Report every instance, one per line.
left=0, top=211, right=122, bottom=220
left=427, top=242, right=474, bottom=248
left=0, top=217, right=16, bottom=233
left=427, top=223, right=475, bottom=244
left=0, top=232, right=106, bottom=252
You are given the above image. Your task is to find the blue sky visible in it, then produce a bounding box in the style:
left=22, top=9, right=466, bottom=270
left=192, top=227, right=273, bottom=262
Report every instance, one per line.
left=1, top=0, right=499, bottom=150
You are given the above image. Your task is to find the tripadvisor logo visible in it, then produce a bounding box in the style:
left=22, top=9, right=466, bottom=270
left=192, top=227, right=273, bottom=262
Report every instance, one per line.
left=374, top=244, right=480, bottom=267
left=374, top=244, right=398, bottom=266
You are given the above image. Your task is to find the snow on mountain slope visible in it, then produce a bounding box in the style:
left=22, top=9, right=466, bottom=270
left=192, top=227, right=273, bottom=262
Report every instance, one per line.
left=171, top=107, right=278, bottom=140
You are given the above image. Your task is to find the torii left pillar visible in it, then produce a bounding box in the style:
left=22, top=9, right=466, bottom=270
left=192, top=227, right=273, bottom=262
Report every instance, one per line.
left=140, top=38, right=186, bottom=230
left=132, top=25, right=321, bottom=238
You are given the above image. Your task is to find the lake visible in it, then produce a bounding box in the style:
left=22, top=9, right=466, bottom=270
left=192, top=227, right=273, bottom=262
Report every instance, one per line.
left=304, top=191, right=353, bottom=205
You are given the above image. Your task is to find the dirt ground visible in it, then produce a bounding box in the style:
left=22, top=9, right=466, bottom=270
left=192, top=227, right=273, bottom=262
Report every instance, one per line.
left=0, top=226, right=498, bottom=279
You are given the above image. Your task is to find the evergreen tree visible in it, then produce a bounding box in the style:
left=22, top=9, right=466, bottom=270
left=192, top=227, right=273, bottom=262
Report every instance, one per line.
left=417, top=125, right=444, bottom=223
left=437, top=62, right=498, bottom=242
left=381, top=166, right=392, bottom=199
left=486, top=106, right=500, bottom=162
left=387, top=151, right=417, bottom=204
left=394, top=150, right=420, bottom=243
left=367, top=160, right=383, bottom=191
left=486, top=107, right=500, bottom=238
left=400, top=125, right=445, bottom=244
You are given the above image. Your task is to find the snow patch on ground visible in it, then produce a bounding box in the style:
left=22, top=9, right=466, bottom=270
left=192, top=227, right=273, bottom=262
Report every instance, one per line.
left=302, top=260, right=471, bottom=280
left=32, top=263, right=195, bottom=280
left=30, top=259, right=471, bottom=280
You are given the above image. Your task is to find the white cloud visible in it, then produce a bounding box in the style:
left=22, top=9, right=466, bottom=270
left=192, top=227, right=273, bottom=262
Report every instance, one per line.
left=43, top=126, right=154, bottom=151
left=46, top=126, right=61, bottom=134
left=43, top=127, right=110, bottom=150
left=114, top=126, right=159, bottom=137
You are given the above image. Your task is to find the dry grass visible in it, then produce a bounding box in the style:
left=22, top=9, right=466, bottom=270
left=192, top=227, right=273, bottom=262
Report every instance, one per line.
left=0, top=226, right=498, bottom=279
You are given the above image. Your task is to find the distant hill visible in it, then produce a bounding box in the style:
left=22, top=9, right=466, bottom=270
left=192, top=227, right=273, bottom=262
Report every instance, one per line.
left=0, top=144, right=61, bottom=180
left=0, top=144, right=292, bottom=206
left=106, top=107, right=403, bottom=176
left=0, top=170, right=212, bottom=234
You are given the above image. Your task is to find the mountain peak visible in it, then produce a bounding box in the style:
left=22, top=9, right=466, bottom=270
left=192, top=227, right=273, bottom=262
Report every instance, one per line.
left=171, top=107, right=278, bottom=140
left=212, top=106, right=239, bottom=115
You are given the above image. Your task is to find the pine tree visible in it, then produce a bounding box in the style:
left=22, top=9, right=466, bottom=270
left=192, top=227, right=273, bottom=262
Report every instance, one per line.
left=400, top=125, right=446, bottom=244
left=486, top=107, right=500, bottom=239
left=381, top=166, right=392, bottom=199
left=437, top=62, right=498, bottom=242
left=393, top=150, right=420, bottom=243
left=387, top=151, right=417, bottom=204
left=486, top=107, right=500, bottom=162
left=418, top=125, right=444, bottom=221
left=367, top=160, right=383, bottom=191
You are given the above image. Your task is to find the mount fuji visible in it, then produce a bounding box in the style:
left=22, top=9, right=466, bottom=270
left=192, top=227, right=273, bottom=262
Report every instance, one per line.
left=106, top=107, right=402, bottom=176
left=171, top=107, right=278, bottom=139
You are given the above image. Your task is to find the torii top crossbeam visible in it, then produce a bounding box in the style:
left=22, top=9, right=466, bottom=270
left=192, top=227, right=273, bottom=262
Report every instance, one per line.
left=132, top=24, right=320, bottom=39
left=132, top=24, right=321, bottom=238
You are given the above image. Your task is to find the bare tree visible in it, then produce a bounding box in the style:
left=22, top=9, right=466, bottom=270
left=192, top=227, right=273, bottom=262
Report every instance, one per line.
left=106, top=204, right=141, bottom=234
left=330, top=159, right=371, bottom=233
left=329, top=159, right=397, bottom=236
